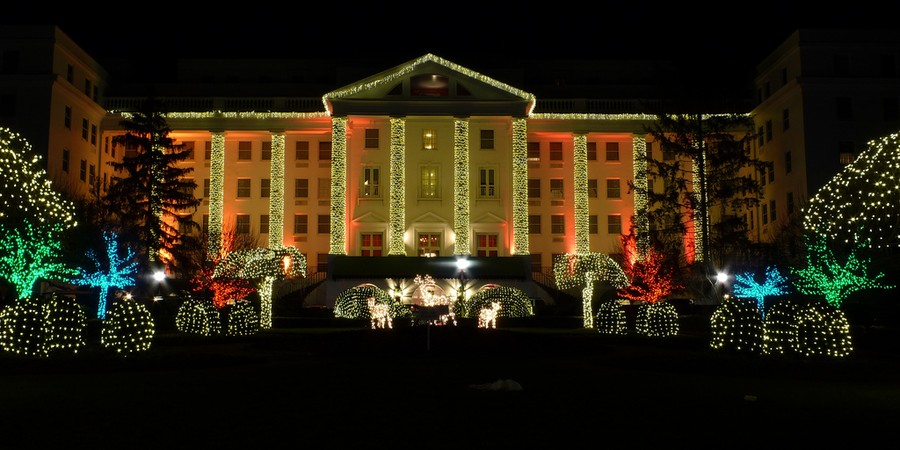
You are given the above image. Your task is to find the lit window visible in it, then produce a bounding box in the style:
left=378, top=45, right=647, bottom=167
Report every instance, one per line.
left=423, top=129, right=436, bottom=150
left=360, top=233, right=383, bottom=256
left=479, top=168, right=496, bottom=198
left=476, top=234, right=499, bottom=257
left=421, top=166, right=438, bottom=198
left=363, top=167, right=381, bottom=197
left=418, top=233, right=441, bottom=256
left=412, top=74, right=449, bottom=96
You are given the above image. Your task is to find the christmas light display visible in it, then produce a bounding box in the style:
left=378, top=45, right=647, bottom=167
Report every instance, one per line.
left=45, top=295, right=87, bottom=354
left=0, top=298, right=49, bottom=357
left=554, top=252, right=628, bottom=328
left=465, top=285, right=533, bottom=318
left=792, top=234, right=893, bottom=308
left=71, top=231, right=138, bottom=319
left=100, top=299, right=155, bottom=355
left=225, top=301, right=259, bottom=336
left=573, top=133, right=589, bottom=254
left=330, top=117, right=347, bottom=254
left=389, top=117, right=406, bottom=255
left=191, top=255, right=256, bottom=310
left=631, top=136, right=649, bottom=259
left=512, top=118, right=529, bottom=254
left=208, top=132, right=225, bottom=256
left=334, top=285, right=410, bottom=320
left=692, top=147, right=707, bottom=263
left=635, top=302, right=679, bottom=337
left=0, top=127, right=76, bottom=229
left=269, top=133, right=285, bottom=248
left=709, top=297, right=762, bottom=352
left=368, top=298, right=393, bottom=329
left=454, top=118, right=470, bottom=254
left=762, top=298, right=853, bottom=358
left=478, top=302, right=501, bottom=329
left=175, top=297, right=222, bottom=336
left=595, top=299, right=627, bottom=335
left=804, top=132, right=900, bottom=248
left=413, top=274, right=452, bottom=306
left=618, top=248, right=680, bottom=304
left=529, top=113, right=657, bottom=121
left=732, top=266, right=788, bottom=318
left=761, top=298, right=801, bottom=356
left=0, top=223, right=76, bottom=300
left=118, top=111, right=331, bottom=120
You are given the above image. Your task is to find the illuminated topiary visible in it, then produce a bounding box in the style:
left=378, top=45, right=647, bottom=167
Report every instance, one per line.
left=45, top=295, right=86, bottom=354
left=595, top=299, right=627, bottom=335
left=554, top=252, right=627, bottom=328
left=762, top=298, right=802, bottom=356
left=175, top=297, right=222, bottom=336
left=710, top=297, right=763, bottom=353
left=0, top=298, right=49, bottom=357
left=225, top=301, right=259, bottom=336
left=101, top=300, right=154, bottom=355
left=762, top=297, right=853, bottom=358
left=635, top=302, right=679, bottom=337
left=334, top=285, right=410, bottom=320
left=465, top=286, right=534, bottom=318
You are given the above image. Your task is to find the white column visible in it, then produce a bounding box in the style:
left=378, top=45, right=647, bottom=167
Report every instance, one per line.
left=512, top=118, right=529, bottom=255
left=268, top=132, right=285, bottom=249
left=632, top=135, right=650, bottom=260
left=454, top=118, right=470, bottom=255
left=573, top=133, right=589, bottom=254
left=389, top=117, right=406, bottom=255
left=208, top=131, right=225, bottom=257
left=329, top=117, right=347, bottom=255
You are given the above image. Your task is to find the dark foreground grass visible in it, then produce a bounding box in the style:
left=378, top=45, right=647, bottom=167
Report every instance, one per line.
left=1, top=322, right=899, bottom=449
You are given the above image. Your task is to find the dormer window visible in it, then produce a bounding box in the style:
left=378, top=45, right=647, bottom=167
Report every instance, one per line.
left=412, top=74, right=449, bottom=96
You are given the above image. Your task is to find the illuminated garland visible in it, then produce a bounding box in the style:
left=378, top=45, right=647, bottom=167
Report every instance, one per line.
left=100, top=300, right=155, bottom=355
left=804, top=132, right=900, bottom=248
left=175, top=297, right=222, bottom=336
left=226, top=301, right=259, bottom=336
left=792, top=234, right=893, bottom=308
left=573, top=134, right=589, bottom=253
left=529, top=113, right=657, bottom=121
left=208, top=132, right=225, bottom=257
left=692, top=146, right=706, bottom=263
left=119, top=111, right=331, bottom=120
left=322, top=53, right=536, bottom=113
left=763, top=298, right=853, bottom=358
left=0, top=298, right=49, bottom=357
left=635, top=302, right=679, bottom=337
left=465, top=285, right=533, bottom=318
left=0, top=127, right=76, bottom=228
left=454, top=118, right=470, bottom=254
left=595, top=299, right=627, bottom=335
left=330, top=117, right=347, bottom=254
left=732, top=266, right=788, bottom=318
left=512, top=118, right=529, bottom=255
left=709, top=297, right=763, bottom=353
left=71, top=231, right=138, bottom=319
left=0, top=222, right=76, bottom=300
left=553, top=253, right=628, bottom=290
left=333, top=285, right=411, bottom=320
left=388, top=117, right=407, bottom=255
left=269, top=133, right=285, bottom=248
left=631, top=136, right=649, bottom=260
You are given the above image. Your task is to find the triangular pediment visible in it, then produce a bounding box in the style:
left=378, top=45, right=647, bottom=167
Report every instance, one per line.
left=411, top=211, right=449, bottom=223
left=472, top=212, right=506, bottom=224
left=352, top=211, right=389, bottom=223
left=323, top=54, right=535, bottom=117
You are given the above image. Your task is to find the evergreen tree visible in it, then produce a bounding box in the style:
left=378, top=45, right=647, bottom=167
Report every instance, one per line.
left=105, top=99, right=200, bottom=275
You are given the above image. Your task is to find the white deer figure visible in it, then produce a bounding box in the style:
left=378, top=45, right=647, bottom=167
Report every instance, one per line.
left=368, top=297, right=392, bottom=329
left=478, top=302, right=501, bottom=329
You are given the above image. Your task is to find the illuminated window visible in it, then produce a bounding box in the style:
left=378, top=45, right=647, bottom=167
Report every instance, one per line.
left=418, top=233, right=441, bottom=256
left=295, top=179, right=308, bottom=197
left=589, top=215, right=599, bottom=234
left=551, top=215, right=565, bottom=234
left=529, top=215, right=541, bottom=234
left=260, top=215, right=269, bottom=234
left=587, top=179, right=598, bottom=198
left=527, top=142, right=540, bottom=160
left=204, top=141, right=211, bottom=160
left=480, top=130, right=494, bottom=150
left=82, top=119, right=88, bottom=140
left=203, top=179, right=210, bottom=197
left=528, top=179, right=541, bottom=198
left=318, top=178, right=330, bottom=199
left=360, top=233, right=383, bottom=256
left=296, top=141, right=309, bottom=160
left=550, top=142, right=563, bottom=161
left=423, top=129, right=436, bottom=150
left=80, top=160, right=86, bottom=182
left=62, top=149, right=69, bottom=173
left=236, top=214, right=250, bottom=234
left=605, top=142, right=619, bottom=161
left=237, top=179, right=251, bottom=198
left=319, top=141, right=332, bottom=160
left=606, top=179, right=621, bottom=199
left=238, top=141, right=252, bottom=160
left=420, top=166, right=438, bottom=198
left=365, top=129, right=379, bottom=149
left=64, top=106, right=71, bottom=129
left=260, top=179, right=270, bottom=198
left=587, top=142, right=597, bottom=161
left=294, top=214, right=308, bottom=234
left=550, top=179, right=564, bottom=199
left=317, top=214, right=330, bottom=234
left=839, top=141, right=855, bottom=165
left=476, top=234, right=499, bottom=257
left=262, top=141, right=271, bottom=160
left=363, top=167, right=381, bottom=197
left=183, top=141, right=195, bottom=160
left=607, top=215, right=622, bottom=234
left=478, top=168, right=496, bottom=198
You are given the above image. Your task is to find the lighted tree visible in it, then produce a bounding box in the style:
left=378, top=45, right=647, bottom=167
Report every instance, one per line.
left=618, top=247, right=681, bottom=305
left=792, top=234, right=893, bottom=308
left=805, top=132, right=900, bottom=249
left=554, top=253, right=627, bottom=328
left=105, top=99, right=199, bottom=273
left=190, top=227, right=257, bottom=309
left=71, top=231, right=138, bottom=319
left=0, top=223, right=76, bottom=300
left=732, top=266, right=789, bottom=318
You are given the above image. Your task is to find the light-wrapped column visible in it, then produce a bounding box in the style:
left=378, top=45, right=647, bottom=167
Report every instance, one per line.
left=389, top=117, right=406, bottom=255
left=692, top=145, right=707, bottom=263
left=453, top=118, right=470, bottom=255
left=512, top=118, right=529, bottom=255
left=573, top=133, right=589, bottom=254
left=268, top=133, right=285, bottom=249
left=208, top=132, right=225, bottom=257
left=329, top=117, right=347, bottom=255
left=632, top=135, right=649, bottom=260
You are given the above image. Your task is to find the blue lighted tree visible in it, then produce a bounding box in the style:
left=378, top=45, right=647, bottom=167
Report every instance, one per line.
left=732, top=266, right=788, bottom=318
left=72, top=231, right=138, bottom=319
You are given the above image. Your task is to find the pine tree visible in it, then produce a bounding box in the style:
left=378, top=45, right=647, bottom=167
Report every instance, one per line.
left=105, top=99, right=200, bottom=274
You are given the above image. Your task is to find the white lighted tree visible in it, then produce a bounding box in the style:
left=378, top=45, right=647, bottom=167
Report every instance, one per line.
left=554, top=253, right=628, bottom=328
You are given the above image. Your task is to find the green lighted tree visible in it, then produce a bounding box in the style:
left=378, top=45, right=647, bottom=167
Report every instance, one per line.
left=71, top=231, right=138, bottom=319
left=0, top=223, right=76, bottom=300
left=792, top=235, right=893, bottom=308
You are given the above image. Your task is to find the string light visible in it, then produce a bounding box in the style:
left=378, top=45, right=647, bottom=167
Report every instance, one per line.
left=512, top=118, right=529, bottom=254
left=529, top=113, right=657, bottom=121
left=226, top=301, right=259, bottom=336
left=554, top=253, right=628, bottom=328
left=333, top=285, right=410, bottom=320
left=465, top=285, right=534, bottom=318
left=330, top=117, right=347, bottom=254
left=692, top=147, right=706, bottom=263
left=118, top=111, right=331, bottom=120
left=0, top=222, right=76, bottom=300
left=0, top=298, right=49, bottom=357
left=595, top=299, right=627, bottom=335
left=269, top=133, right=285, bottom=249
left=454, top=118, right=470, bottom=255
left=389, top=117, right=406, bottom=255
left=477, top=302, right=501, bottom=329
left=368, top=298, right=393, bottom=329
left=175, top=296, right=222, bottom=336
left=732, top=266, right=788, bottom=318
left=631, top=136, right=649, bottom=260
left=709, top=296, right=763, bottom=352
left=573, top=133, right=589, bottom=253
left=635, top=302, right=679, bottom=337
left=761, top=298, right=801, bottom=356
left=71, top=231, right=138, bottom=319
left=208, top=132, right=225, bottom=257
left=763, top=298, right=853, bottom=358
left=100, top=299, right=155, bottom=355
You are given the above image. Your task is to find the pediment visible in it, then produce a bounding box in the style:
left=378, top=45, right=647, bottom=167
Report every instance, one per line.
left=352, top=211, right=389, bottom=223
left=410, top=211, right=449, bottom=223
left=472, top=212, right=506, bottom=224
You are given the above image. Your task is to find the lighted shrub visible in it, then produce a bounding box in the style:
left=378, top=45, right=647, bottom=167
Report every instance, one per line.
left=763, top=298, right=853, bottom=358
left=334, top=285, right=409, bottom=319
left=595, top=299, right=627, bottom=335
left=0, top=298, right=49, bottom=357
left=635, top=302, right=678, bottom=337
left=45, top=295, right=86, bottom=354
left=710, top=297, right=763, bottom=353
left=101, top=300, right=154, bottom=355
left=762, top=298, right=801, bottom=356
left=175, top=297, right=222, bottom=336
left=226, top=301, right=259, bottom=336
left=465, top=286, right=534, bottom=318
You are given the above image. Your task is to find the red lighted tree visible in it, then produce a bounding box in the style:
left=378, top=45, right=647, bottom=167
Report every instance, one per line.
left=618, top=248, right=681, bottom=304
left=189, top=227, right=256, bottom=309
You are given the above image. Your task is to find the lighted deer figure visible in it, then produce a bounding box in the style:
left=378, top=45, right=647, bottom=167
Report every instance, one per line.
left=478, top=302, right=501, bottom=329
left=368, top=297, right=392, bottom=329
